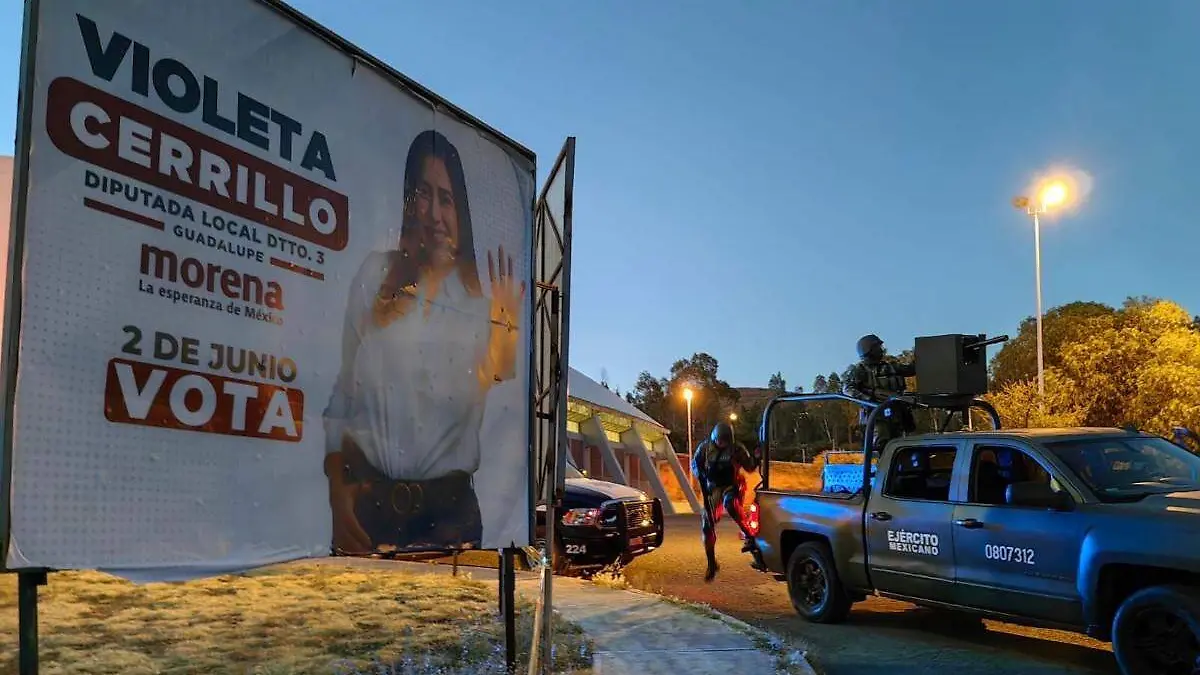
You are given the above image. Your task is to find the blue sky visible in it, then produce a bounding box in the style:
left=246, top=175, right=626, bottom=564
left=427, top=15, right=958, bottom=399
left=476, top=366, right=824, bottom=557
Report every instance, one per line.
left=3, top=1, right=1198, bottom=395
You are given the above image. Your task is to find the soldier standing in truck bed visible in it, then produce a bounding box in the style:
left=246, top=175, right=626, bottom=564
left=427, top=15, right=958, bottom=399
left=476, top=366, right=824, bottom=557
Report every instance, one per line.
left=845, top=334, right=917, bottom=453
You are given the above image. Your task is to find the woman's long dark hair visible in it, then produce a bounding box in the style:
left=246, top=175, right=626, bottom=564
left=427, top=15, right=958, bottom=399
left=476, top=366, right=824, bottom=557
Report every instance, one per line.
left=392, top=129, right=483, bottom=297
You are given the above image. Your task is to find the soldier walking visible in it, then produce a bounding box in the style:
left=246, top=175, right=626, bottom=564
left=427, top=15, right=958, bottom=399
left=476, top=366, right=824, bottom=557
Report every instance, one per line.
left=691, top=422, right=759, bottom=582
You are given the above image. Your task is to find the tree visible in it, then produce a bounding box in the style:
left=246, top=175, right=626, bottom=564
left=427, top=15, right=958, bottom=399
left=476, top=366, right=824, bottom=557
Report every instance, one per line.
left=768, top=372, right=787, bottom=394
left=812, top=375, right=828, bottom=393
left=625, top=353, right=740, bottom=451
left=806, top=374, right=836, bottom=447
left=627, top=371, right=668, bottom=425
left=733, top=401, right=765, bottom=450
left=826, top=371, right=843, bottom=394
left=987, top=298, right=1200, bottom=437
left=989, top=367, right=1087, bottom=429
left=665, top=353, right=740, bottom=444
left=989, top=301, right=1118, bottom=388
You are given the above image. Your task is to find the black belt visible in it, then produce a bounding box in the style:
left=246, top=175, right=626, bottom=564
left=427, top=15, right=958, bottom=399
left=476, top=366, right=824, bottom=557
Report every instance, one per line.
left=342, top=441, right=474, bottom=516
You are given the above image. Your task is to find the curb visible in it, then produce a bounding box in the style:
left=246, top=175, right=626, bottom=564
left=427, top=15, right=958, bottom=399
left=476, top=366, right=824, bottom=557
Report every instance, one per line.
left=614, top=584, right=818, bottom=675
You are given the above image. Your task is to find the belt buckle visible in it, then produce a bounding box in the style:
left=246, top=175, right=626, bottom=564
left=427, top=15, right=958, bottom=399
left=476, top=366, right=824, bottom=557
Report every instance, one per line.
left=390, top=481, right=425, bottom=515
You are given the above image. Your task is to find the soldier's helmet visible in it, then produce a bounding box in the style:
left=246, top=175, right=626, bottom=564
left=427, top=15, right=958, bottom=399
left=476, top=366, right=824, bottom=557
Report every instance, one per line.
left=711, top=422, right=733, bottom=447
left=856, top=334, right=884, bottom=360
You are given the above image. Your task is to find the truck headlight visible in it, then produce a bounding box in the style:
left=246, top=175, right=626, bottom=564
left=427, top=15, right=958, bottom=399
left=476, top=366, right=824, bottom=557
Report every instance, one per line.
left=561, top=508, right=601, bottom=527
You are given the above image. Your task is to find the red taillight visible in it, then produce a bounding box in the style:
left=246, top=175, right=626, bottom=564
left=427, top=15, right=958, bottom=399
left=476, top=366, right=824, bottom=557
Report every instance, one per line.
left=746, top=501, right=760, bottom=537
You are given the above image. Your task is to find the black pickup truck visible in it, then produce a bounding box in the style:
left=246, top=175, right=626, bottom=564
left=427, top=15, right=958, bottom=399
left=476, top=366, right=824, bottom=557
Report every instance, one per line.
left=748, top=391, right=1200, bottom=675
left=534, top=456, right=664, bottom=575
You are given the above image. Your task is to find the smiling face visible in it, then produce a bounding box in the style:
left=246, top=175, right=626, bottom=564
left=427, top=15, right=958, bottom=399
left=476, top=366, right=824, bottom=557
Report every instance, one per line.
left=408, top=155, right=460, bottom=270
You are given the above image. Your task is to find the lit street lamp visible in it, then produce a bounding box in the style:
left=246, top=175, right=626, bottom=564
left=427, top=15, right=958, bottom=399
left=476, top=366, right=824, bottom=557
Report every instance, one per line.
left=683, top=387, right=695, bottom=453
left=1012, top=177, right=1073, bottom=403
left=729, top=412, right=738, bottom=442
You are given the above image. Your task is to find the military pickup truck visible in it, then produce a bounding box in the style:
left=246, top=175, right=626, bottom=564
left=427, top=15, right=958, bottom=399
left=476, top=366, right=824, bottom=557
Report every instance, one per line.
left=746, top=391, right=1200, bottom=675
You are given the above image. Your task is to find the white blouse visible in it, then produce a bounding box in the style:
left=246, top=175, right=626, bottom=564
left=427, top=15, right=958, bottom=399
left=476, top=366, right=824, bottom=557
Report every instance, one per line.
left=323, top=251, right=491, bottom=481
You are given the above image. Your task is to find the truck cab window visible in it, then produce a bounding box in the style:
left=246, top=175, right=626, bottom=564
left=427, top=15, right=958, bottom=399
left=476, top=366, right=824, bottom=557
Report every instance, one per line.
left=1047, top=436, right=1200, bottom=500
left=883, top=445, right=957, bottom=501
left=970, top=446, right=1060, bottom=506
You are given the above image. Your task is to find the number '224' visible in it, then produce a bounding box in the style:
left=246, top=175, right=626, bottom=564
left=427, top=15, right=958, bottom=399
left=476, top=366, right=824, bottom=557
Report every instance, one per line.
left=985, top=544, right=1035, bottom=565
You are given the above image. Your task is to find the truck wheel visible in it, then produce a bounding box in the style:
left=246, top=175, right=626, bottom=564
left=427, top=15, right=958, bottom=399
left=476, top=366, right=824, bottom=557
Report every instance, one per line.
left=786, top=541, right=852, bottom=624
left=1112, top=585, right=1200, bottom=675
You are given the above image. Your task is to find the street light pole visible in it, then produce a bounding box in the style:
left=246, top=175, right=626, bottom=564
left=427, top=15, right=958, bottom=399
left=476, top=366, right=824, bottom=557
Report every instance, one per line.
left=1032, top=210, right=1045, bottom=401
left=684, top=388, right=694, bottom=453
left=1014, top=178, right=1069, bottom=410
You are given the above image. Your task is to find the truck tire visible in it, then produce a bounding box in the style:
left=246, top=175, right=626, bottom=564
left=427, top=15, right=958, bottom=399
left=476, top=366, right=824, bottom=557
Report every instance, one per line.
left=1112, top=584, right=1200, bottom=675
left=786, top=541, right=852, bottom=624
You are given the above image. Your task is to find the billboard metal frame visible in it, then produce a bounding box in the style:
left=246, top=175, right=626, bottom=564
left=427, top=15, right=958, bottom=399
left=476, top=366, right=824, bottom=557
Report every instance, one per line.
left=5, top=3, right=46, bottom=673
left=532, top=138, right=576, bottom=511
left=1, top=0, right=40, bottom=575
left=528, top=137, right=575, bottom=675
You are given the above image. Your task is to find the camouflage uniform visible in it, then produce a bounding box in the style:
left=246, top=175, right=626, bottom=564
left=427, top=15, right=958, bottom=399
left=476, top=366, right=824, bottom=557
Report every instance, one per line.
left=845, top=334, right=917, bottom=453
left=691, top=422, right=759, bottom=582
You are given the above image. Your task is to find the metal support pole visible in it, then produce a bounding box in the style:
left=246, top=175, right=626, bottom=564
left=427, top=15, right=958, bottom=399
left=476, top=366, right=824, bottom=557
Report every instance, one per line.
left=686, top=399, right=693, bottom=454
left=19, top=571, right=47, bottom=675
left=540, top=288, right=562, bottom=675
left=1033, top=211, right=1046, bottom=405
left=500, top=548, right=517, bottom=673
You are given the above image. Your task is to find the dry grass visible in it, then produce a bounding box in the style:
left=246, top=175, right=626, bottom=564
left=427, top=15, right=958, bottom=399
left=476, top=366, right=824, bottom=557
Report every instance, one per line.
left=586, top=566, right=628, bottom=590
left=0, top=563, right=592, bottom=675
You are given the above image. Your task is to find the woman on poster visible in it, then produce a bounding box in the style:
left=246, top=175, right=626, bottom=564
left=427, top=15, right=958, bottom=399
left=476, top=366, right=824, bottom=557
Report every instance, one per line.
left=322, top=129, right=525, bottom=554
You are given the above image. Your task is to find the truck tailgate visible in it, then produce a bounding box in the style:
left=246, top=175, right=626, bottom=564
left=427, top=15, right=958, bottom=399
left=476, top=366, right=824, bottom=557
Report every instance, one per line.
left=754, top=490, right=869, bottom=590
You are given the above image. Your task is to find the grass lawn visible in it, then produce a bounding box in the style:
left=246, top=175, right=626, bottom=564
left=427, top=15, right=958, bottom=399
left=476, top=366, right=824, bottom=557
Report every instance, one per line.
left=0, top=563, right=592, bottom=675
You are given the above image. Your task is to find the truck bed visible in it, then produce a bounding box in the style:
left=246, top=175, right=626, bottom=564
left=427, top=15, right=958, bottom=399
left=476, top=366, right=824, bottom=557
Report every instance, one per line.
left=753, top=489, right=871, bottom=592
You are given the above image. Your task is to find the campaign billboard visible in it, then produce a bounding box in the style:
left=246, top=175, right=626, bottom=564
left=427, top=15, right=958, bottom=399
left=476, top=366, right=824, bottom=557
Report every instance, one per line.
left=2, top=0, right=536, bottom=581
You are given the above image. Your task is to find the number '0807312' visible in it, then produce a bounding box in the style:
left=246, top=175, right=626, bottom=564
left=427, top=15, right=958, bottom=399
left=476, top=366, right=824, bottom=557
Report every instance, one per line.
left=985, top=544, right=1036, bottom=565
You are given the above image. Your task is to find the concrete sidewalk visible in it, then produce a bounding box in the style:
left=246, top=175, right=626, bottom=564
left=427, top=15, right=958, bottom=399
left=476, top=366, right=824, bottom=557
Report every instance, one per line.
left=311, top=557, right=811, bottom=674
left=527, top=577, right=801, bottom=675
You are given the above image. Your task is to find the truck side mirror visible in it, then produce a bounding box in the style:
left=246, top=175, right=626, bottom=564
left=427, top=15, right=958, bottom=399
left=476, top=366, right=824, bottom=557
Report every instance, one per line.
left=1006, top=481, right=1073, bottom=510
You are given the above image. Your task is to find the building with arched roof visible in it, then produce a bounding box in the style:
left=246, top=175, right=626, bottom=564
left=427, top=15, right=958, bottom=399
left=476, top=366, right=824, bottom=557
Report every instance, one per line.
left=566, top=367, right=700, bottom=515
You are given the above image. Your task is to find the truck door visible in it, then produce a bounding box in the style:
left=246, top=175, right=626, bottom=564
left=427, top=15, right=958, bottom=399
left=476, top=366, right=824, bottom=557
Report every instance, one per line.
left=865, top=442, right=961, bottom=603
left=951, top=441, right=1087, bottom=625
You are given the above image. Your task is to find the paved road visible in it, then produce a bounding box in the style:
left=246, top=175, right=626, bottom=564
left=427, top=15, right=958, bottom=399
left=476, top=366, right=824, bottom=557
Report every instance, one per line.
left=621, top=514, right=1120, bottom=675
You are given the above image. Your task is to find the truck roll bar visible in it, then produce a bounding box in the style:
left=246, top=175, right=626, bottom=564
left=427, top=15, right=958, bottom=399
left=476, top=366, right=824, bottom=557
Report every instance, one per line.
left=758, top=392, right=880, bottom=489
left=757, top=390, right=1000, bottom=494
left=859, top=394, right=1001, bottom=496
